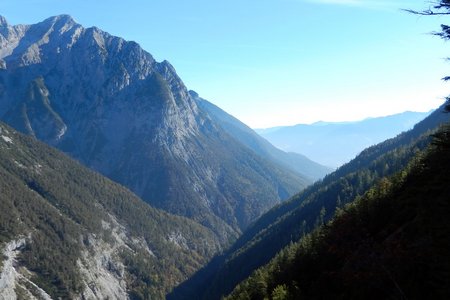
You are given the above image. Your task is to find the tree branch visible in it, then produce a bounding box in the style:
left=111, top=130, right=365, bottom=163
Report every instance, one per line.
left=402, top=9, right=450, bottom=15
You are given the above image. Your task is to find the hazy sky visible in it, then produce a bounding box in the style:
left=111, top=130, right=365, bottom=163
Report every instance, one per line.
left=1, top=0, right=449, bottom=127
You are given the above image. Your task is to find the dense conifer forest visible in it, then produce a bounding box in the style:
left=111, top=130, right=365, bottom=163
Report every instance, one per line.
left=0, top=122, right=220, bottom=298
left=169, top=105, right=450, bottom=299
left=226, top=123, right=450, bottom=299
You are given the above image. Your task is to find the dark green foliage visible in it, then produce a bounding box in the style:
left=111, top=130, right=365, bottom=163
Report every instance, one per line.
left=169, top=104, right=450, bottom=300
left=227, top=127, right=450, bottom=299
left=0, top=122, right=220, bottom=298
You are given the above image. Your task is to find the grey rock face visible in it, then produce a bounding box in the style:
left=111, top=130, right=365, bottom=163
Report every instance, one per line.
left=0, top=15, right=308, bottom=240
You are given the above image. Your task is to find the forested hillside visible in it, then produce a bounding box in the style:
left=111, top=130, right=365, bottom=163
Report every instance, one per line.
left=227, top=123, right=450, bottom=299
left=1, top=2, right=449, bottom=300
left=0, top=122, right=220, bottom=299
left=169, top=104, right=450, bottom=299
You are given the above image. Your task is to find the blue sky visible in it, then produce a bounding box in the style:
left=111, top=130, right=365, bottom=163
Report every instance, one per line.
left=1, top=0, right=449, bottom=127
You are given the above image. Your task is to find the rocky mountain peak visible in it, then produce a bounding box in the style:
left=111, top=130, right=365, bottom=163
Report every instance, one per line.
left=0, top=15, right=8, bottom=27
left=42, top=14, right=75, bottom=25
left=54, top=14, right=75, bottom=24
left=40, top=14, right=77, bottom=34
left=0, top=15, right=310, bottom=241
left=189, top=90, right=200, bottom=98
left=0, top=15, right=82, bottom=67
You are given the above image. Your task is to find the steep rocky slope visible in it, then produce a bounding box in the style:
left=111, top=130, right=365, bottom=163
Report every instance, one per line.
left=0, top=15, right=310, bottom=240
left=0, top=122, right=220, bottom=299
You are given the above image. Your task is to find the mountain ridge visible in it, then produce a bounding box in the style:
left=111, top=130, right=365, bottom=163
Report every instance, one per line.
left=169, top=103, right=449, bottom=299
left=190, top=90, right=331, bottom=181
left=226, top=126, right=450, bottom=299
left=0, top=15, right=310, bottom=242
left=256, top=110, right=432, bottom=167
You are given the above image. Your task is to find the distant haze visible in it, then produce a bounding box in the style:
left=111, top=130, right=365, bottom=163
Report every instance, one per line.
left=256, top=110, right=433, bottom=167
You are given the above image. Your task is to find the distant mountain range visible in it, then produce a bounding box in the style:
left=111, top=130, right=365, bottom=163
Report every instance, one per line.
left=0, top=15, right=325, bottom=244
left=256, top=111, right=432, bottom=168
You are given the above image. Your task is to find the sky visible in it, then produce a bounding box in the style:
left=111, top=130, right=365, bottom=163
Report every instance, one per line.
left=1, top=0, right=449, bottom=128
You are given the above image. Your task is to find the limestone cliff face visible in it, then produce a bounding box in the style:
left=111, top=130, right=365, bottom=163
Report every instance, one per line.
left=0, top=15, right=309, bottom=238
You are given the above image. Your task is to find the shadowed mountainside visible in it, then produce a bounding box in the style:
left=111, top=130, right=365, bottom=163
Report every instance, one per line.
left=169, top=104, right=449, bottom=300
left=0, top=15, right=311, bottom=243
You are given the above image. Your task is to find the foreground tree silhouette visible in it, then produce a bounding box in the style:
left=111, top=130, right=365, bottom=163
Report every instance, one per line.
left=406, top=1, right=450, bottom=112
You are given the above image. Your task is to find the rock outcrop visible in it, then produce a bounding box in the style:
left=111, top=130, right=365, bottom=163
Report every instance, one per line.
left=0, top=15, right=310, bottom=239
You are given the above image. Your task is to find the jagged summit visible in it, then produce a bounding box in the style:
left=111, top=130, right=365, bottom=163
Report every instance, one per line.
left=0, top=15, right=76, bottom=28
left=40, top=14, right=77, bottom=28
left=189, top=90, right=200, bottom=98
left=0, top=15, right=8, bottom=27
left=53, top=14, right=75, bottom=23
left=41, top=14, right=74, bottom=23
left=0, top=15, right=312, bottom=242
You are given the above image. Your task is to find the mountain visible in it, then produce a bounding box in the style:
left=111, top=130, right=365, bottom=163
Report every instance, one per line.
left=256, top=111, right=432, bottom=167
left=0, top=122, right=221, bottom=299
left=169, top=104, right=449, bottom=299
left=190, top=91, right=331, bottom=181
left=226, top=126, right=450, bottom=299
left=0, top=15, right=310, bottom=241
